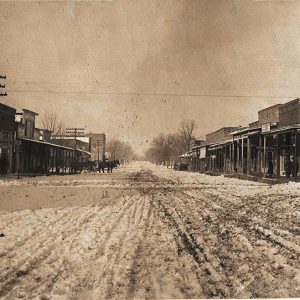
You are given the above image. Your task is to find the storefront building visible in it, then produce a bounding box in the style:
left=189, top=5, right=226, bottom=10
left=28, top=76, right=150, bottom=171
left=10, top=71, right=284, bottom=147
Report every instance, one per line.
left=0, top=104, right=16, bottom=174
left=181, top=99, right=300, bottom=182
left=0, top=104, right=91, bottom=175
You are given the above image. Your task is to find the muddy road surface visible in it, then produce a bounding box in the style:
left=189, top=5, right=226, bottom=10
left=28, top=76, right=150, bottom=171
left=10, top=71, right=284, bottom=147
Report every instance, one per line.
left=0, top=162, right=299, bottom=299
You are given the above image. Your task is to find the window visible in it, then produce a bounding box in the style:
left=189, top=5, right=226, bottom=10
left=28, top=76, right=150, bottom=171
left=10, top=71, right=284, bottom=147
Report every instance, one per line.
left=0, top=132, right=9, bottom=142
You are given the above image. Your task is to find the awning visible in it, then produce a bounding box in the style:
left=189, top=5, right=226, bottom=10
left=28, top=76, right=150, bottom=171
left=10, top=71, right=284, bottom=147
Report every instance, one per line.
left=233, top=130, right=260, bottom=139
left=208, top=139, right=232, bottom=149
left=247, top=130, right=260, bottom=137
left=17, top=137, right=91, bottom=155
left=260, top=124, right=300, bottom=135
left=231, top=126, right=261, bottom=136
left=179, top=152, right=192, bottom=158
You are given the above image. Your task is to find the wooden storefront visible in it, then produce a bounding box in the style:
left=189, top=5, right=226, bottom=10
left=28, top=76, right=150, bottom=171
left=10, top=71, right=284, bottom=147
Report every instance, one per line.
left=206, top=140, right=233, bottom=173
left=261, top=126, right=300, bottom=180
left=16, top=138, right=91, bottom=175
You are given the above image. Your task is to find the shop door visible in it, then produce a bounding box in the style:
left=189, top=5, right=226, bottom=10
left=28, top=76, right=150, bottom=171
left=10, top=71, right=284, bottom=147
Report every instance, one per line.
left=0, top=147, right=8, bottom=175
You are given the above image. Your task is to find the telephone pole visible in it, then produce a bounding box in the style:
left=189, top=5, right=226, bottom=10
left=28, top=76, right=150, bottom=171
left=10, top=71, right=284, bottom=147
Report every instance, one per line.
left=0, top=75, right=7, bottom=97
left=93, top=140, right=103, bottom=165
left=66, top=128, right=85, bottom=150
left=66, top=128, right=85, bottom=173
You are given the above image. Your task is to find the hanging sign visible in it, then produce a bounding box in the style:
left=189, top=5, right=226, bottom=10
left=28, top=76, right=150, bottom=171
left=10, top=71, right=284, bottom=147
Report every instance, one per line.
left=262, top=123, right=271, bottom=133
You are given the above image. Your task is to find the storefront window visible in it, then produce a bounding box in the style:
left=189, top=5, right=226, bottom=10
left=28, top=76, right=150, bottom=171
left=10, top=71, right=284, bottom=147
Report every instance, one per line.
left=278, top=131, right=297, bottom=178
left=0, top=132, right=9, bottom=143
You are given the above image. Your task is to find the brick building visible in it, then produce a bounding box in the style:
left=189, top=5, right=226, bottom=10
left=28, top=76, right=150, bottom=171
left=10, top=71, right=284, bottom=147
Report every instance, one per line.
left=279, top=98, right=300, bottom=127
left=85, top=132, right=106, bottom=162
left=258, top=104, right=282, bottom=126
left=206, top=127, right=239, bottom=143
left=258, top=99, right=300, bottom=128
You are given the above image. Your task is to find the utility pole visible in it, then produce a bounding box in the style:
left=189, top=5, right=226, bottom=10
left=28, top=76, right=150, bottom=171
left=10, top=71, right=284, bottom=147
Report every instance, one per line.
left=66, top=128, right=85, bottom=173
left=93, top=140, right=103, bottom=165
left=0, top=75, right=7, bottom=97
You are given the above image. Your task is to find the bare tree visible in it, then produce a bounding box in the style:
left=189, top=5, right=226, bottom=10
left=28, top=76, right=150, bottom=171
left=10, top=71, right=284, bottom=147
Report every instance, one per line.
left=39, top=111, right=65, bottom=136
left=178, top=119, right=196, bottom=152
left=107, top=138, right=136, bottom=163
left=145, top=133, right=181, bottom=165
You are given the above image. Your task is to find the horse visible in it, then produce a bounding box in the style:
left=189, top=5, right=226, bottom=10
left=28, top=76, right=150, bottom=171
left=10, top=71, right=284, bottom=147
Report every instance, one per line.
left=98, top=159, right=120, bottom=173
left=98, top=160, right=106, bottom=173
left=98, top=160, right=112, bottom=173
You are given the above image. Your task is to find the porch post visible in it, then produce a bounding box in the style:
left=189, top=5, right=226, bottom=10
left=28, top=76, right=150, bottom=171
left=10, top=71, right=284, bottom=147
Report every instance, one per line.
left=232, top=139, right=235, bottom=173
left=263, top=135, right=266, bottom=177
left=258, top=135, right=262, bottom=177
left=247, top=137, right=251, bottom=175
left=241, top=137, right=244, bottom=174
left=277, top=134, right=280, bottom=180
left=237, top=137, right=239, bottom=173
left=294, top=129, right=297, bottom=181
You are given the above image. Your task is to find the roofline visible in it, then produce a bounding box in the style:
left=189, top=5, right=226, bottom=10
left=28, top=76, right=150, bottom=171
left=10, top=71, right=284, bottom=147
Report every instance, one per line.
left=281, top=98, right=300, bottom=107
left=22, top=109, right=39, bottom=116
left=258, top=103, right=282, bottom=114
left=193, top=141, right=214, bottom=148
left=85, top=133, right=106, bottom=136
left=17, top=137, right=91, bottom=155
left=208, top=139, right=233, bottom=147
left=0, top=103, right=16, bottom=112
left=206, top=126, right=240, bottom=135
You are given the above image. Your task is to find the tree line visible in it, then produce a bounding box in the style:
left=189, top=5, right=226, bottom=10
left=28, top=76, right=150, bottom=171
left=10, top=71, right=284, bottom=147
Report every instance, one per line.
left=144, top=120, right=197, bottom=165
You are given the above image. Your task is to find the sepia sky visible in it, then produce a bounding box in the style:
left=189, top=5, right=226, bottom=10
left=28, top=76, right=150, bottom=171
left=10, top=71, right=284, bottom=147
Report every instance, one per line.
left=1, top=0, right=300, bottom=154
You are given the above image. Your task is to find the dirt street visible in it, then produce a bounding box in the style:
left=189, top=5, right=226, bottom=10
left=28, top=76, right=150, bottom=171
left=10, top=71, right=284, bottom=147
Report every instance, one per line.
left=0, top=162, right=299, bottom=299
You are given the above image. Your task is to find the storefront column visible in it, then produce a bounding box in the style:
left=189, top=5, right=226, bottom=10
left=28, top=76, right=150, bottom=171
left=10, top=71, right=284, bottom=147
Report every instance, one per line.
left=237, top=138, right=240, bottom=173
left=232, top=141, right=236, bottom=173
left=297, top=130, right=300, bottom=180
left=241, top=138, right=244, bottom=174
left=258, top=136, right=262, bottom=177
left=294, top=129, right=297, bottom=181
left=263, top=135, right=266, bottom=177
left=247, top=138, right=251, bottom=175
left=276, top=134, right=280, bottom=179
left=196, top=148, right=199, bottom=171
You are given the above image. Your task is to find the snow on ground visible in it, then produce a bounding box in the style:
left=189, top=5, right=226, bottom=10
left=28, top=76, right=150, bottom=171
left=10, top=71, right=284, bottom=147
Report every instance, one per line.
left=0, top=162, right=299, bottom=299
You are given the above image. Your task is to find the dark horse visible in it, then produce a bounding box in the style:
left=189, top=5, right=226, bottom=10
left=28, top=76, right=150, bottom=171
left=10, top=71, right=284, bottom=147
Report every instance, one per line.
left=98, top=159, right=120, bottom=173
